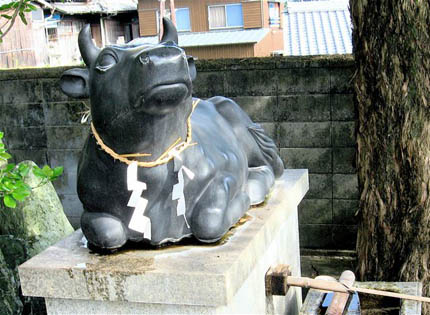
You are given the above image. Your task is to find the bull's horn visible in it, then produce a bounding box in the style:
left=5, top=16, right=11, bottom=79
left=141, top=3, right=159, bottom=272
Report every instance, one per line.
left=78, top=24, right=100, bottom=66
left=160, top=17, right=178, bottom=44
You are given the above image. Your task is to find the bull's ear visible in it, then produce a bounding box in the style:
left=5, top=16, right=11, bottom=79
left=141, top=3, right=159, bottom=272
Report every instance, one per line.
left=187, top=56, right=196, bottom=81
left=60, top=68, right=90, bottom=98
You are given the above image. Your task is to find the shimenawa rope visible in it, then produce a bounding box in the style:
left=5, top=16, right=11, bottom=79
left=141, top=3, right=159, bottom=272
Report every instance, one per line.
left=90, top=99, right=200, bottom=168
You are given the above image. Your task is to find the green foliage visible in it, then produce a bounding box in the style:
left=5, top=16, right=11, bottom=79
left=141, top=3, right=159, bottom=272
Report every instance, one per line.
left=0, top=0, right=37, bottom=43
left=0, top=132, right=63, bottom=209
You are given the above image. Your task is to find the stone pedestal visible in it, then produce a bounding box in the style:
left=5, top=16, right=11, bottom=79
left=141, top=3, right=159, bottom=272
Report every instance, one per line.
left=19, top=170, right=308, bottom=315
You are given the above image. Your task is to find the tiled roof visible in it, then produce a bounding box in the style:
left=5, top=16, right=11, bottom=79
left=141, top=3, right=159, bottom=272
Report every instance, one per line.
left=130, top=28, right=270, bottom=48
left=284, top=0, right=352, bottom=56
left=35, top=0, right=137, bottom=15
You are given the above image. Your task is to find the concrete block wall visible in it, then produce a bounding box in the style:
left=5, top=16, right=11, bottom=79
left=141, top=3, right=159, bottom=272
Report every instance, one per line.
left=0, top=67, right=90, bottom=228
left=194, top=56, right=358, bottom=250
left=0, top=56, right=358, bottom=249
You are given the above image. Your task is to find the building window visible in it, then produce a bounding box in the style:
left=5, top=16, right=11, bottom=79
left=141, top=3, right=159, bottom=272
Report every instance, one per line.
left=157, top=7, right=191, bottom=32
left=175, top=8, right=191, bottom=32
left=269, top=2, right=280, bottom=27
left=31, top=7, right=44, bottom=21
left=47, top=27, right=58, bottom=41
left=208, top=4, right=243, bottom=29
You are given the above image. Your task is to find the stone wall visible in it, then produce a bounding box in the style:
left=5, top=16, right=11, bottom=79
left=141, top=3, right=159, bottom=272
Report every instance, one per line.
left=0, top=56, right=357, bottom=249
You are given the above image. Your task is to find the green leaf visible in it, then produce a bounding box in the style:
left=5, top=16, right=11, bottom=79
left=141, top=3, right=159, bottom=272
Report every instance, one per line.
left=0, top=143, right=4, bottom=149
left=52, top=166, right=63, bottom=178
left=0, top=152, right=12, bottom=161
left=0, top=182, right=11, bottom=192
left=6, top=171, right=21, bottom=180
left=42, top=165, right=53, bottom=178
left=12, top=189, right=30, bottom=201
left=5, top=163, right=15, bottom=172
left=0, top=131, right=3, bottom=139
left=3, top=194, right=16, bottom=208
left=26, top=3, right=36, bottom=10
left=32, top=166, right=45, bottom=178
left=1, top=14, right=11, bottom=19
left=4, top=180, right=17, bottom=191
left=18, top=163, right=30, bottom=177
left=15, top=181, right=30, bottom=191
left=19, top=11, right=27, bottom=25
left=0, top=4, right=13, bottom=11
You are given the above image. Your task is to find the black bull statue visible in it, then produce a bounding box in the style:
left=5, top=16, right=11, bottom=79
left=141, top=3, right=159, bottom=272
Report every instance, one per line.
left=60, top=18, right=284, bottom=251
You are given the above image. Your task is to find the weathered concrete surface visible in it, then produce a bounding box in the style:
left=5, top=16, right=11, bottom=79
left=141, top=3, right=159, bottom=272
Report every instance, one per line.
left=20, top=169, right=308, bottom=314
left=0, top=161, right=74, bottom=257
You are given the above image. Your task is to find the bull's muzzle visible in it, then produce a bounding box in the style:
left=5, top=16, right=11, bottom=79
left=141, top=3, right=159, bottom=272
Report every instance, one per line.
left=132, top=44, right=191, bottom=115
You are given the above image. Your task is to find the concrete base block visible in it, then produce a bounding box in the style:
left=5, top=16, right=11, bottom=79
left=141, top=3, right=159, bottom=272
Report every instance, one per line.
left=19, top=170, right=309, bottom=315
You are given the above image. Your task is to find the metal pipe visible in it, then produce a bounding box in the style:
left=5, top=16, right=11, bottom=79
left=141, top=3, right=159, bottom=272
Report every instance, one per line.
left=170, top=0, right=176, bottom=25
left=100, top=17, right=106, bottom=47
left=159, top=0, right=165, bottom=41
left=261, top=0, right=264, bottom=28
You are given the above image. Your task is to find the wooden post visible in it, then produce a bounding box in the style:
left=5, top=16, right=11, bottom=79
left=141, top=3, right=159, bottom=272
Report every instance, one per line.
left=325, top=270, right=355, bottom=315
left=265, top=264, right=291, bottom=296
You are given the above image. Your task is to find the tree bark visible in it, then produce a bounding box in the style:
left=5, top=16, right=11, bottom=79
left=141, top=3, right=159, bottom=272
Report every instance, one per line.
left=350, top=0, right=430, bottom=313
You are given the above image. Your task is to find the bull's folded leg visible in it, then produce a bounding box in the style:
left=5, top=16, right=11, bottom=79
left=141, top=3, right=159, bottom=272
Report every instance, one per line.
left=81, top=211, right=127, bottom=250
left=191, top=175, right=250, bottom=243
left=246, top=165, right=275, bottom=205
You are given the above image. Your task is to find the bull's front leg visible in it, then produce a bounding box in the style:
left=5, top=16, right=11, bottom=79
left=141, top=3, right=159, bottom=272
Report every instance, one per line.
left=81, top=211, right=128, bottom=250
left=190, top=174, right=250, bottom=243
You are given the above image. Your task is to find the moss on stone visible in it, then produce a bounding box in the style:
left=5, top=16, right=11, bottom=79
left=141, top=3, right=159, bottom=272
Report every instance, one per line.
left=0, top=66, right=85, bottom=81
left=0, top=161, right=74, bottom=258
left=195, top=55, right=354, bottom=72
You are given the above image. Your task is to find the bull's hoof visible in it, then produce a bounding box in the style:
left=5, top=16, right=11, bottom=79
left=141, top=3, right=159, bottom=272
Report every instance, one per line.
left=81, top=212, right=127, bottom=250
left=246, top=165, right=275, bottom=205
left=192, top=207, right=226, bottom=243
left=192, top=191, right=250, bottom=243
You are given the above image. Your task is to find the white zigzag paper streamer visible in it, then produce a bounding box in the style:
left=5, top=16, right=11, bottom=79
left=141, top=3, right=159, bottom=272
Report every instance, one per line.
left=127, top=162, right=151, bottom=239
left=173, top=156, right=194, bottom=228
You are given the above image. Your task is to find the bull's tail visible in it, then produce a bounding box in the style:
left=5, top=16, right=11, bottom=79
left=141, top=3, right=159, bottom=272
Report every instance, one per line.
left=248, top=123, right=284, bottom=178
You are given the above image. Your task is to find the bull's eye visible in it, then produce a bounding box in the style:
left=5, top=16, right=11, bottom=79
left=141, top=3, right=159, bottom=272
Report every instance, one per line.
left=139, top=54, right=150, bottom=65
left=95, top=53, right=117, bottom=72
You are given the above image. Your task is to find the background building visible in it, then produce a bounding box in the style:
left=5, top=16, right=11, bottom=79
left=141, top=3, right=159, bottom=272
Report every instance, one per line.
left=137, top=0, right=285, bottom=59
left=0, top=0, right=139, bottom=68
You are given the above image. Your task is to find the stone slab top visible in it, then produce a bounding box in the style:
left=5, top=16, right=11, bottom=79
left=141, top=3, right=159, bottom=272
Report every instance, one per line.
left=19, top=169, right=308, bottom=307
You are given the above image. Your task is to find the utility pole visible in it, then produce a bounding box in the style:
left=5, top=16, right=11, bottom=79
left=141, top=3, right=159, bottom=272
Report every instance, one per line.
left=170, top=0, right=176, bottom=25
left=158, top=0, right=165, bottom=41
left=159, top=0, right=176, bottom=40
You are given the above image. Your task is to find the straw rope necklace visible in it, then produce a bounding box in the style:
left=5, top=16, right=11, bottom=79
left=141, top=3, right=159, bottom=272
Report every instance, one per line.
left=90, top=99, right=200, bottom=168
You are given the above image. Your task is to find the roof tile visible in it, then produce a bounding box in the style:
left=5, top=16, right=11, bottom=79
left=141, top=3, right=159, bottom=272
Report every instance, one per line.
left=284, top=0, right=352, bottom=56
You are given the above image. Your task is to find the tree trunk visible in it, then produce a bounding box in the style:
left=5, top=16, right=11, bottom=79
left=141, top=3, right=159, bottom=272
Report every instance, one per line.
left=350, top=0, right=430, bottom=313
